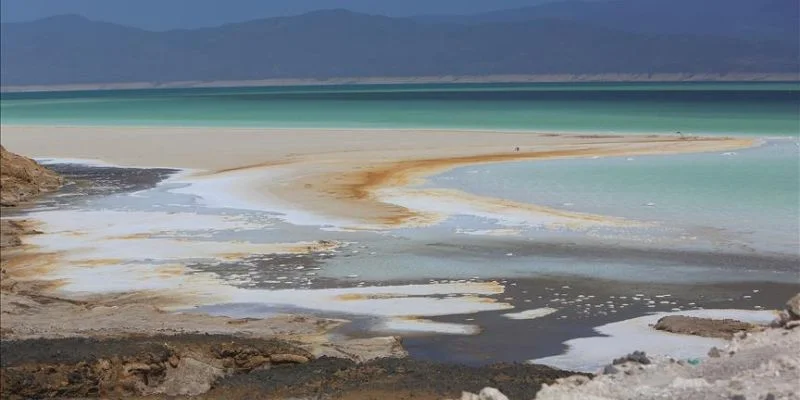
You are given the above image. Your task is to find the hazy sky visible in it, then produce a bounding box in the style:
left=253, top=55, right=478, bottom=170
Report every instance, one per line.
left=0, top=0, right=573, bottom=30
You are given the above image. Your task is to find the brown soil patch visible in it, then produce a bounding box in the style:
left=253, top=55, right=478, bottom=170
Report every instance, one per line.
left=654, top=315, right=760, bottom=339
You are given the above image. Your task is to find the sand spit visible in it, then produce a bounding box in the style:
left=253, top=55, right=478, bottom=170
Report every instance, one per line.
left=271, top=135, right=755, bottom=228
left=1, top=125, right=752, bottom=228
left=503, top=307, right=559, bottom=320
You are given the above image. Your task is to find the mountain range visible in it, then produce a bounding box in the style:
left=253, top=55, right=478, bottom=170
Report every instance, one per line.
left=1, top=0, right=798, bottom=86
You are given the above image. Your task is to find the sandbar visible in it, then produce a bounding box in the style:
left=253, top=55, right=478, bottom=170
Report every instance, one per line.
left=0, top=125, right=755, bottom=227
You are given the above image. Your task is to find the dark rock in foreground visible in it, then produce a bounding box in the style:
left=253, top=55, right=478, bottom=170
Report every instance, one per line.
left=0, top=334, right=312, bottom=399
left=0, top=334, right=581, bottom=399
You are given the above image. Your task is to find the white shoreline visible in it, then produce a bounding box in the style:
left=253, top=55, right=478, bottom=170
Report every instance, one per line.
left=531, top=309, right=777, bottom=372
left=3, top=72, right=797, bottom=93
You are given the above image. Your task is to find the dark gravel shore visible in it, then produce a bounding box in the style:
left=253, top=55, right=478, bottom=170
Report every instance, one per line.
left=0, top=334, right=580, bottom=399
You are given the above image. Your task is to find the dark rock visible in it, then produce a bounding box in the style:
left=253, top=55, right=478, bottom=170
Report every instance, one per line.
left=0, top=145, right=62, bottom=207
left=708, top=347, right=721, bottom=358
left=602, top=365, right=619, bottom=375
left=612, top=351, right=650, bottom=365
left=654, top=315, right=756, bottom=339
left=771, top=311, right=791, bottom=328
left=786, top=293, right=800, bottom=319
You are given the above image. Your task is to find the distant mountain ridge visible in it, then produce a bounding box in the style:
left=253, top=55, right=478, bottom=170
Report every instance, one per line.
left=1, top=2, right=798, bottom=87
left=414, top=0, right=799, bottom=43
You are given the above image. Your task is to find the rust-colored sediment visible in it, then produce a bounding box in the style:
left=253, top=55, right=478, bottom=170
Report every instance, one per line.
left=1, top=250, right=65, bottom=280
left=314, top=137, right=754, bottom=227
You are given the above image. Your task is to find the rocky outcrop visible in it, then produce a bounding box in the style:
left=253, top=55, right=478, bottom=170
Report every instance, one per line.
left=786, top=293, right=800, bottom=320
left=457, top=387, right=510, bottom=400
left=772, top=292, right=800, bottom=329
left=0, top=145, right=61, bottom=207
left=0, top=335, right=314, bottom=399
left=653, top=315, right=758, bottom=339
left=1, top=334, right=577, bottom=400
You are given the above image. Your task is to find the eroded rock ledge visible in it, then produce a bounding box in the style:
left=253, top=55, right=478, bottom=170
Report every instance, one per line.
left=0, top=334, right=313, bottom=398
left=0, top=145, right=61, bottom=207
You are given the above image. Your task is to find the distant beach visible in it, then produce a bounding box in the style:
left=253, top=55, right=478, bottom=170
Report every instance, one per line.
left=2, top=72, right=798, bottom=93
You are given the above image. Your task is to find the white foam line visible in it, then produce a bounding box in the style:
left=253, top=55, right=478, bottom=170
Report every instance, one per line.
left=375, top=318, right=480, bottom=335
left=25, top=209, right=270, bottom=238
left=19, top=209, right=326, bottom=271
left=50, top=263, right=218, bottom=293
left=503, top=307, right=558, bottom=320
left=52, top=261, right=512, bottom=318
left=218, top=283, right=513, bottom=318
left=455, top=228, right=522, bottom=237
left=530, top=309, right=776, bottom=372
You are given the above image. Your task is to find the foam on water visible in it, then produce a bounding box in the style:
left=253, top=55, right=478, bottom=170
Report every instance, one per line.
left=375, top=318, right=480, bottom=335
left=503, top=307, right=559, bottom=320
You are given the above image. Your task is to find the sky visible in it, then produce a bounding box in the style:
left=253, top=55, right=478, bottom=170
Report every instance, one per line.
left=0, top=0, right=573, bottom=30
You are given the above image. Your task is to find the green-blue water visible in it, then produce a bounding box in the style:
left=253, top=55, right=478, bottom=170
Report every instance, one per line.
left=2, top=82, right=797, bottom=256
left=2, top=82, right=799, bottom=136
left=429, top=140, right=800, bottom=255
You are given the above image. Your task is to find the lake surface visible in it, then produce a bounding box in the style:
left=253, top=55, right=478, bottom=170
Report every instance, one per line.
left=4, top=81, right=798, bottom=367
left=2, top=82, right=799, bottom=136
left=426, top=139, right=800, bottom=256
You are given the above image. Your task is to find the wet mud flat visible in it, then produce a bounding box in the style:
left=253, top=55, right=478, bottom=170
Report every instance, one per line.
left=40, top=163, right=179, bottom=203
left=185, top=240, right=800, bottom=367
left=204, top=357, right=577, bottom=400
left=0, top=334, right=579, bottom=400
left=393, top=278, right=800, bottom=366
left=413, top=238, right=800, bottom=278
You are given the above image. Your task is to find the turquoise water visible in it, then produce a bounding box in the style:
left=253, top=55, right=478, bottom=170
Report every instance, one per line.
left=2, top=82, right=799, bottom=135
left=3, top=81, right=797, bottom=256
left=429, top=140, right=800, bottom=255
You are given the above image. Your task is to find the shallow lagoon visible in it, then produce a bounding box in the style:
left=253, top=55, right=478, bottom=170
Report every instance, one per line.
left=9, top=140, right=798, bottom=369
